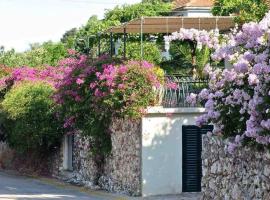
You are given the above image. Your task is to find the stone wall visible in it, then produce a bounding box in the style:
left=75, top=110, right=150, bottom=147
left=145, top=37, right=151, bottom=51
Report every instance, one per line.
left=71, top=135, right=99, bottom=185
left=100, top=118, right=142, bottom=196
left=53, top=118, right=142, bottom=196
left=202, top=135, right=270, bottom=200
left=0, top=142, right=13, bottom=169
left=51, top=144, right=64, bottom=178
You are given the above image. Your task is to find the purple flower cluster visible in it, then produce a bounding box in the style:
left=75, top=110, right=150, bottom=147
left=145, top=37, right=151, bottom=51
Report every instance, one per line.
left=164, top=28, right=219, bottom=49
left=186, top=11, right=270, bottom=152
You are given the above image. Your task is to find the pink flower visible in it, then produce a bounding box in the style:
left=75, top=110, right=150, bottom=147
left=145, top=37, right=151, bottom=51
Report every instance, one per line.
left=118, top=84, right=125, bottom=89
left=94, top=89, right=103, bottom=97
left=63, top=116, right=76, bottom=128
left=89, top=82, right=97, bottom=89
left=96, top=72, right=101, bottom=78
left=76, top=78, right=84, bottom=85
left=75, top=95, right=82, bottom=102
left=166, top=82, right=178, bottom=90
left=118, top=65, right=128, bottom=74
left=67, top=49, right=77, bottom=55
left=110, top=89, right=114, bottom=93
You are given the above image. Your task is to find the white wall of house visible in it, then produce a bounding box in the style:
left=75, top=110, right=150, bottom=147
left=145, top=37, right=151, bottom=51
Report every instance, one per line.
left=141, top=107, right=205, bottom=197
left=173, top=8, right=212, bottom=17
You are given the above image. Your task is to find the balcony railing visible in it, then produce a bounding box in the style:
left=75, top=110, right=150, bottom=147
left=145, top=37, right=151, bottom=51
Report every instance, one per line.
left=157, top=75, right=208, bottom=108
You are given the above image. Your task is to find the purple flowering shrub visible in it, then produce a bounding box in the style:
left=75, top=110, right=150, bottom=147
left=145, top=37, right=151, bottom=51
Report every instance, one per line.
left=185, top=11, right=270, bottom=152
left=165, top=28, right=220, bottom=77
left=54, top=56, right=162, bottom=155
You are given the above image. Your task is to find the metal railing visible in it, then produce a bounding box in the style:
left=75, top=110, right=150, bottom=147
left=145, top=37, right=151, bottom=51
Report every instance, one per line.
left=157, top=75, right=208, bottom=108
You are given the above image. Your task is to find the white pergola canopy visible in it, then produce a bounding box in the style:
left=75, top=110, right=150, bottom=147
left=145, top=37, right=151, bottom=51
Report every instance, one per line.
left=108, top=16, right=235, bottom=34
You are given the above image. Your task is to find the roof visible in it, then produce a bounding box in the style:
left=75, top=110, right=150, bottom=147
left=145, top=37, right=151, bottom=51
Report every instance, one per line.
left=173, top=0, right=214, bottom=9
left=108, top=16, right=235, bottom=34
left=265, top=0, right=270, bottom=8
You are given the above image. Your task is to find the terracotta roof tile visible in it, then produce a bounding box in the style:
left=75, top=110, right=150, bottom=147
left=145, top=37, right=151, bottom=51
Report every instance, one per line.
left=173, top=0, right=214, bottom=9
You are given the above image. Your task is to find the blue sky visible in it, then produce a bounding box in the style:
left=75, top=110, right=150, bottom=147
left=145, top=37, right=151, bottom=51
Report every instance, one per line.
left=0, top=0, right=141, bottom=51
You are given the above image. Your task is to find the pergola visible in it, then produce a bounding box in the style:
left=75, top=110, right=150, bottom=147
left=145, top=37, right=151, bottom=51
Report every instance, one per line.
left=101, top=16, right=235, bottom=58
left=109, top=16, right=235, bottom=34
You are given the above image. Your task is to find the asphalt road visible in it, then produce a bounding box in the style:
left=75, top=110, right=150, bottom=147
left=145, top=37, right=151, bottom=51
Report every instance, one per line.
left=0, top=172, right=124, bottom=200
left=0, top=171, right=201, bottom=200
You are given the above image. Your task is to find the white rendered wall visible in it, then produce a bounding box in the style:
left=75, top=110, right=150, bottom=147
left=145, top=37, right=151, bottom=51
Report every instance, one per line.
left=174, top=8, right=212, bottom=17
left=141, top=107, right=205, bottom=196
left=186, top=9, right=212, bottom=17
left=63, top=135, right=73, bottom=171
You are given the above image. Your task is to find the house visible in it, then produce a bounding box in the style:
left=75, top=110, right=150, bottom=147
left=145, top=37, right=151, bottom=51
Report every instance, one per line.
left=172, top=0, right=214, bottom=17
left=53, top=106, right=212, bottom=196
left=51, top=2, right=235, bottom=197
left=52, top=76, right=214, bottom=196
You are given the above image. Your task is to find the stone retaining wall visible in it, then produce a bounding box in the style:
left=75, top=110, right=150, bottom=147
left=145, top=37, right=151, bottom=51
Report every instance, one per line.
left=53, top=118, right=142, bottom=196
left=202, top=135, right=270, bottom=200
left=101, top=118, right=141, bottom=195
left=0, top=142, right=12, bottom=169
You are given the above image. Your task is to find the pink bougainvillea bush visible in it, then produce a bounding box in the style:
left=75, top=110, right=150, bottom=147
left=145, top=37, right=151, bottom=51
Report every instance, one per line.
left=0, top=51, right=163, bottom=157
left=54, top=55, right=163, bottom=155
left=184, top=11, right=270, bottom=152
left=0, top=65, right=68, bottom=94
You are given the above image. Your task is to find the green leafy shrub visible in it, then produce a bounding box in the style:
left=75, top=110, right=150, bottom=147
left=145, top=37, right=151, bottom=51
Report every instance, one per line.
left=212, top=0, right=268, bottom=23
left=1, top=82, right=62, bottom=153
left=118, top=42, right=162, bottom=64
left=0, top=65, right=12, bottom=79
left=169, top=40, right=210, bottom=77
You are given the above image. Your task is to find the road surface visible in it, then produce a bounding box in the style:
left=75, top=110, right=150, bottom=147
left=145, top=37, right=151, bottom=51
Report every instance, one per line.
left=0, top=171, right=201, bottom=200
left=0, top=171, right=123, bottom=200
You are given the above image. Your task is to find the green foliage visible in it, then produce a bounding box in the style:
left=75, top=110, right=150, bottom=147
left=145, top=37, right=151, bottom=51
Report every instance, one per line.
left=118, top=42, right=162, bottom=64
left=1, top=82, right=62, bottom=153
left=0, top=42, right=68, bottom=67
left=0, top=48, right=23, bottom=68
left=61, top=28, right=77, bottom=48
left=74, top=15, right=116, bottom=55
left=74, top=1, right=172, bottom=54
left=212, top=0, right=268, bottom=23
left=104, top=1, right=172, bottom=23
left=169, top=40, right=210, bottom=77
left=142, top=0, right=173, bottom=3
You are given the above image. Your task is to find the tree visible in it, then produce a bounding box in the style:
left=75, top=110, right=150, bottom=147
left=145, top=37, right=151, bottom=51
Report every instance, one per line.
left=118, top=42, right=162, bottom=64
left=61, top=28, right=77, bottom=48
left=142, top=0, right=171, bottom=2
left=74, top=15, right=114, bottom=55
left=74, top=1, right=172, bottom=55
left=169, top=40, right=211, bottom=77
left=103, top=1, right=172, bottom=23
left=212, top=0, right=268, bottom=23
left=0, top=41, right=68, bottom=67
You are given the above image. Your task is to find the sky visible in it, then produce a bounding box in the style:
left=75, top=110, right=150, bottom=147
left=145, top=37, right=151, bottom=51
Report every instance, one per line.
left=0, top=0, right=141, bottom=52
